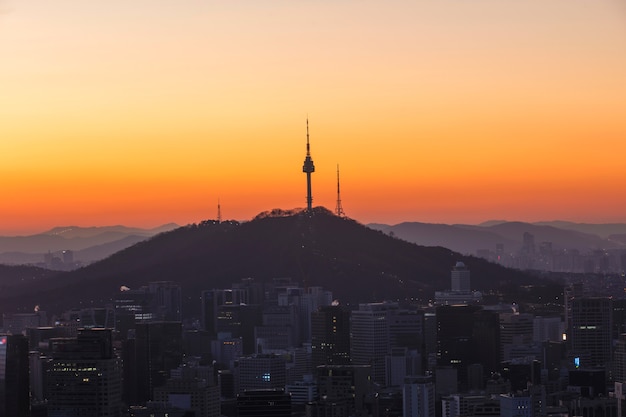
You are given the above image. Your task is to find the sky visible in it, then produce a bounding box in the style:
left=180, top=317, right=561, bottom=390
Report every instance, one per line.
left=1, top=0, right=625, bottom=235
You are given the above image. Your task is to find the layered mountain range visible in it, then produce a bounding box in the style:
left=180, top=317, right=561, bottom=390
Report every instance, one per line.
left=0, top=208, right=542, bottom=317
left=368, top=220, right=626, bottom=255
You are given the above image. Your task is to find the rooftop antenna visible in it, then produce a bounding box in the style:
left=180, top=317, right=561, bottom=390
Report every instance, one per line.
left=217, top=198, right=222, bottom=223
left=335, top=164, right=345, bottom=217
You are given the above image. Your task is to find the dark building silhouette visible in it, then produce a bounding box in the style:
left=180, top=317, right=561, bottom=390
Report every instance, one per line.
left=216, top=304, right=262, bottom=355
left=0, top=334, right=29, bottom=417
left=570, top=297, right=612, bottom=368
left=133, top=321, right=183, bottom=403
left=311, top=365, right=371, bottom=417
left=236, top=389, right=291, bottom=417
left=436, top=305, right=500, bottom=391
left=46, top=328, right=122, bottom=417
left=311, top=305, right=351, bottom=368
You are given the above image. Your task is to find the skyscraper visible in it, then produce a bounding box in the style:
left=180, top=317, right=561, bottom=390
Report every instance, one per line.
left=46, top=329, right=122, bottom=417
left=302, top=118, right=315, bottom=211
left=0, top=334, right=29, bottom=417
left=311, top=305, right=351, bottom=368
left=570, top=297, right=612, bottom=368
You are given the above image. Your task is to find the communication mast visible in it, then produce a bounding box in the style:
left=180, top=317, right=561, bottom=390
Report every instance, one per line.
left=335, top=164, right=345, bottom=217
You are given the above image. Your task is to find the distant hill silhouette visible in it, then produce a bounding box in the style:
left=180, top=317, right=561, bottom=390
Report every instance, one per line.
left=369, top=220, right=622, bottom=255
left=0, top=208, right=539, bottom=317
left=0, top=224, right=179, bottom=266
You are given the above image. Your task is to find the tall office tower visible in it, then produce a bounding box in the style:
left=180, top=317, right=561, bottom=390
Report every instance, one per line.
left=133, top=321, right=183, bottom=404
left=350, top=301, right=396, bottom=385
left=0, top=334, right=29, bottom=417
left=236, top=389, right=291, bottom=417
left=571, top=297, right=612, bottom=368
left=564, top=282, right=584, bottom=335
left=153, top=365, right=221, bottom=417
left=451, top=261, right=471, bottom=292
left=436, top=305, right=500, bottom=391
left=435, top=262, right=482, bottom=305
left=403, top=375, right=435, bottom=417
left=255, top=305, right=298, bottom=352
left=201, top=288, right=249, bottom=337
left=46, top=329, right=122, bottom=417
left=148, top=281, right=182, bottom=321
left=613, top=299, right=626, bottom=340
left=302, top=118, right=315, bottom=211
left=351, top=302, right=424, bottom=386
left=499, top=312, right=534, bottom=361
left=311, top=305, right=351, bottom=368
left=216, top=304, right=262, bottom=354
left=314, top=365, right=371, bottom=417
left=237, top=354, right=287, bottom=393
left=614, top=333, right=626, bottom=382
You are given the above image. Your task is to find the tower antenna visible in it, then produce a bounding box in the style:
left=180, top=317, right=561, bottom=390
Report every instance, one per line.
left=217, top=198, right=222, bottom=223
left=335, top=164, right=345, bottom=217
left=302, top=118, right=315, bottom=212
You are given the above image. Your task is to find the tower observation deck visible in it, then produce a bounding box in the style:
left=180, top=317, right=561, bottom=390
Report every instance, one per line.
left=302, top=119, right=315, bottom=212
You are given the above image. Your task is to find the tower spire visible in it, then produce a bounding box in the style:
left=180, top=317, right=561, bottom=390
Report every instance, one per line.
left=217, top=198, right=222, bottom=223
left=335, top=164, right=345, bottom=217
left=302, top=118, right=315, bottom=212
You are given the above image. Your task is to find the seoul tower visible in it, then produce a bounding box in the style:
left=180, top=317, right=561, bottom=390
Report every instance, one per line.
left=302, top=118, right=315, bottom=212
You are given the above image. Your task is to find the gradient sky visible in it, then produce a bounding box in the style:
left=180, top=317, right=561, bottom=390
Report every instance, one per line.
left=1, top=0, right=625, bottom=234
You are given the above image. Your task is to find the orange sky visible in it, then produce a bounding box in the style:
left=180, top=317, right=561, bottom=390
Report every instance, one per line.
left=1, top=0, right=625, bottom=234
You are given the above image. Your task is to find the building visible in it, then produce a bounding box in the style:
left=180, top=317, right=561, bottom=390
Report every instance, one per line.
left=45, top=328, right=122, bottom=417
left=0, top=334, right=29, bottom=417
left=435, top=262, right=482, bottom=305
left=237, top=354, right=287, bottom=393
left=133, top=321, right=183, bottom=403
left=153, top=365, right=220, bottom=417
left=237, top=389, right=291, bottom=417
left=403, top=375, right=435, bottom=417
left=570, top=297, right=612, bottom=368
left=311, top=305, right=351, bottom=368
left=313, top=365, right=371, bottom=417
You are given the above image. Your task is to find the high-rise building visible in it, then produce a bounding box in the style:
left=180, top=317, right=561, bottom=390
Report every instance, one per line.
left=133, top=321, right=183, bottom=403
left=313, top=365, right=371, bottom=417
left=311, top=305, right=350, bottom=368
left=570, top=297, right=612, bottom=368
left=403, top=375, right=435, bottom=417
left=153, top=364, right=220, bottom=417
left=499, top=312, right=534, bottom=361
left=237, top=354, right=287, bottom=393
left=436, top=305, right=500, bottom=390
left=350, top=302, right=396, bottom=384
left=0, top=334, right=29, bottom=417
left=45, top=328, right=122, bottom=417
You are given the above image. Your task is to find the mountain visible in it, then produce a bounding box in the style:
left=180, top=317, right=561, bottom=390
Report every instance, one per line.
left=532, top=221, right=626, bottom=239
left=0, top=208, right=537, bottom=316
left=0, top=224, right=179, bottom=266
left=368, top=221, right=622, bottom=255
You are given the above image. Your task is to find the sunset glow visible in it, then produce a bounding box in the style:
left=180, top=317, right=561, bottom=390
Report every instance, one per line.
left=1, top=0, right=625, bottom=234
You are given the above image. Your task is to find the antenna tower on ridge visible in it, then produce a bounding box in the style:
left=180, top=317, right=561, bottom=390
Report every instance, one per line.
left=302, top=118, right=315, bottom=212
left=335, top=164, right=345, bottom=217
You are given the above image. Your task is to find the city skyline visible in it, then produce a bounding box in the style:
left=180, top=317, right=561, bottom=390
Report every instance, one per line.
left=1, top=1, right=625, bottom=234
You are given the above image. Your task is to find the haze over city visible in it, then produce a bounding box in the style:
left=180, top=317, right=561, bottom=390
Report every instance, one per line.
left=1, top=0, right=625, bottom=235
